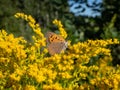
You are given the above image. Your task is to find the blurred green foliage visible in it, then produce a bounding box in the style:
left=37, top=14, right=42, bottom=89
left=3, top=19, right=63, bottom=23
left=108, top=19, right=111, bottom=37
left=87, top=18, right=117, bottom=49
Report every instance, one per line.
left=0, top=0, right=75, bottom=42
left=101, top=14, right=120, bottom=39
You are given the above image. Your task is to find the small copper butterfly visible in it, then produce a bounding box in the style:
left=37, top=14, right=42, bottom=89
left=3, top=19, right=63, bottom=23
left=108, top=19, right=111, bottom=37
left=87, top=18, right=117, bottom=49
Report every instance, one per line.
left=46, top=31, right=68, bottom=55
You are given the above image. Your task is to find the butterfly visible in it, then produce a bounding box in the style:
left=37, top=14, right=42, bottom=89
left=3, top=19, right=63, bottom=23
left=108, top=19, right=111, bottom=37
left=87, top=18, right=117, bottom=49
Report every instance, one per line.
left=45, top=31, right=68, bottom=55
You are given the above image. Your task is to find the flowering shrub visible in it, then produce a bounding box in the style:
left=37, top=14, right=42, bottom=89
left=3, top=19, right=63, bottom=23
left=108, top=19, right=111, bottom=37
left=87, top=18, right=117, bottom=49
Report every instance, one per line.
left=0, top=13, right=120, bottom=90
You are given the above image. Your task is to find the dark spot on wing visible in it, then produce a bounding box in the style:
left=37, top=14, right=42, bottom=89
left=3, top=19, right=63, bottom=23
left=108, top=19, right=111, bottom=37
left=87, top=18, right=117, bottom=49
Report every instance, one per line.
left=55, top=36, right=57, bottom=39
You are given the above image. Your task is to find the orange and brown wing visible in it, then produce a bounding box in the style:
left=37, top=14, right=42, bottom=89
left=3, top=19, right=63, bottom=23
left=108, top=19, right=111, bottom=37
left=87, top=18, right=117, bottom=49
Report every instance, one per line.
left=45, top=31, right=65, bottom=44
left=48, top=42, right=67, bottom=55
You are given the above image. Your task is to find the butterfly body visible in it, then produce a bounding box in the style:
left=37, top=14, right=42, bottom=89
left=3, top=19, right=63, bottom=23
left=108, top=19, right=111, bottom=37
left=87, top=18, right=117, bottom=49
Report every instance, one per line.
left=46, top=31, right=67, bottom=55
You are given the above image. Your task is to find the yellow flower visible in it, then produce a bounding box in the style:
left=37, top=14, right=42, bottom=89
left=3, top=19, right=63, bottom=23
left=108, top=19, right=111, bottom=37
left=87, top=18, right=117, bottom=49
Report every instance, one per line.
left=53, top=19, right=67, bottom=39
left=24, top=85, right=36, bottom=90
left=0, top=71, right=4, bottom=78
left=10, top=73, right=20, bottom=81
left=27, top=15, right=36, bottom=24
left=35, top=75, right=46, bottom=83
left=14, top=13, right=46, bottom=49
left=90, top=79, right=96, bottom=85
left=43, top=83, right=63, bottom=90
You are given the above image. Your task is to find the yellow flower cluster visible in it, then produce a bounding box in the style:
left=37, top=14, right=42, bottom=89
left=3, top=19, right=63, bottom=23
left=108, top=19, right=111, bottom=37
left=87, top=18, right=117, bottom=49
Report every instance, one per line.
left=15, top=13, right=46, bottom=51
left=0, top=13, right=120, bottom=89
left=24, top=85, right=36, bottom=90
left=53, top=19, right=67, bottom=39
left=0, top=29, right=27, bottom=89
left=90, top=66, right=120, bottom=89
left=43, top=83, right=63, bottom=90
